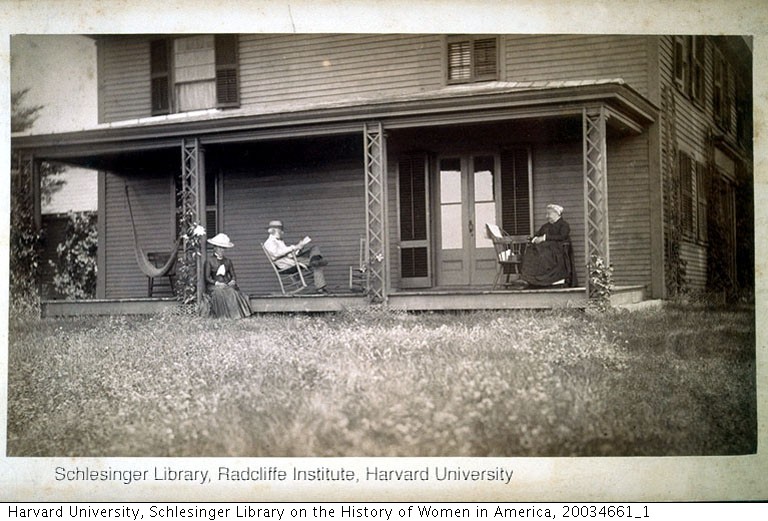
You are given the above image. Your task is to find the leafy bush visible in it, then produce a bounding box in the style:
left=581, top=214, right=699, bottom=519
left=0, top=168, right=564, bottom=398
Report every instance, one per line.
left=174, top=221, right=206, bottom=310
left=587, top=255, right=614, bottom=312
left=50, top=212, right=98, bottom=299
left=9, top=167, right=43, bottom=313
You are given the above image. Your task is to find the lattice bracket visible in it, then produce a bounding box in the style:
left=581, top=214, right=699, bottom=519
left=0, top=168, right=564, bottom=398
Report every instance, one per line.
left=363, top=122, right=389, bottom=303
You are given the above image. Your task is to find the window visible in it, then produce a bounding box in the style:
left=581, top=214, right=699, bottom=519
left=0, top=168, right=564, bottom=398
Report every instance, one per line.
left=673, top=36, right=690, bottom=93
left=674, top=35, right=705, bottom=106
left=736, top=78, right=750, bottom=147
left=691, top=36, right=706, bottom=106
left=150, top=39, right=171, bottom=115
left=150, top=35, right=239, bottom=115
left=678, top=152, right=695, bottom=237
left=713, top=47, right=732, bottom=131
left=447, top=36, right=498, bottom=83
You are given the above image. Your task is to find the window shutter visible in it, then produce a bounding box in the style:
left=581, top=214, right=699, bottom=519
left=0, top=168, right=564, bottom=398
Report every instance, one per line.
left=150, top=39, right=171, bottom=115
left=500, top=148, right=531, bottom=236
left=673, top=36, right=687, bottom=91
left=696, top=162, right=708, bottom=242
left=473, top=38, right=497, bottom=80
left=447, top=37, right=498, bottom=83
left=448, top=41, right=471, bottom=81
left=691, top=36, right=706, bottom=105
left=215, top=34, right=239, bottom=107
left=398, top=155, right=430, bottom=283
left=678, top=152, right=694, bottom=236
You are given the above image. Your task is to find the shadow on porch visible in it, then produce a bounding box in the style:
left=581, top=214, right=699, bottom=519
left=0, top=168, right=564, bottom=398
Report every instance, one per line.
left=40, top=286, right=646, bottom=317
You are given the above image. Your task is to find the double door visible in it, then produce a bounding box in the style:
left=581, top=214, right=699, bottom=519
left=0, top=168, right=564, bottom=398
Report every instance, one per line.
left=436, top=154, right=500, bottom=286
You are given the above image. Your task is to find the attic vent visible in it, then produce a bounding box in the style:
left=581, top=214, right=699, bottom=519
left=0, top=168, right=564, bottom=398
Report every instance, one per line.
left=447, top=36, right=498, bottom=83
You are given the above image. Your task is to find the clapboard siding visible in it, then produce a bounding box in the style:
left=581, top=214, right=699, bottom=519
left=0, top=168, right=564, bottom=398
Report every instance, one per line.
left=221, top=158, right=366, bottom=295
left=98, top=37, right=151, bottom=123
left=504, top=35, right=649, bottom=97
left=531, top=142, right=585, bottom=282
left=104, top=170, right=173, bottom=298
left=239, top=34, right=443, bottom=110
left=681, top=241, right=707, bottom=289
left=97, top=34, right=655, bottom=122
left=657, top=35, right=745, bottom=291
left=607, top=134, right=652, bottom=287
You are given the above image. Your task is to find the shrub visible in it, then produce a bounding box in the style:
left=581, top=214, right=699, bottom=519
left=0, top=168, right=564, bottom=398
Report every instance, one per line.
left=174, top=221, right=206, bottom=310
left=587, top=255, right=614, bottom=312
left=9, top=167, right=43, bottom=312
left=50, top=212, right=98, bottom=299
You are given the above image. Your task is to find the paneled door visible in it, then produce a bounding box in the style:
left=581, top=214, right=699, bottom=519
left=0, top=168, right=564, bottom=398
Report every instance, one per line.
left=436, top=155, right=500, bottom=286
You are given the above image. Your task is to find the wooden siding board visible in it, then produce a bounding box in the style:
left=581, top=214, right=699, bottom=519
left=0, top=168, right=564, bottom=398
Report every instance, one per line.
left=97, top=34, right=654, bottom=125
left=658, top=35, right=745, bottom=291
left=221, top=158, right=366, bottom=295
left=104, top=170, right=173, bottom=298
left=531, top=142, right=586, bottom=282
left=239, top=34, right=443, bottom=111
left=607, top=133, right=652, bottom=288
left=504, top=35, right=649, bottom=97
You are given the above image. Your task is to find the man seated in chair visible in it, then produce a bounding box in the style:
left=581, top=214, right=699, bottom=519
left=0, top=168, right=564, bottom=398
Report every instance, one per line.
left=263, top=220, right=329, bottom=293
left=520, top=204, right=575, bottom=287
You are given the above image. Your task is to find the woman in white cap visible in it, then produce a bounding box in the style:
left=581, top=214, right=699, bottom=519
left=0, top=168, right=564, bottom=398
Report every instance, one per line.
left=520, top=204, right=576, bottom=287
left=204, top=233, right=252, bottom=318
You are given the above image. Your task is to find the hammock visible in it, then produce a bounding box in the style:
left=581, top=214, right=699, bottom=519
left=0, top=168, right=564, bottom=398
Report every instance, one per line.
left=125, top=184, right=181, bottom=279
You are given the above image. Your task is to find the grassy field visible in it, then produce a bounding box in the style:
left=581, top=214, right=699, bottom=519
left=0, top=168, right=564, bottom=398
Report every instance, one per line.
left=6, top=301, right=756, bottom=457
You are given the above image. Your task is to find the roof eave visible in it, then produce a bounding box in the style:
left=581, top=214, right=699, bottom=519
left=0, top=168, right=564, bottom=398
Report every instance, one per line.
left=12, top=83, right=658, bottom=158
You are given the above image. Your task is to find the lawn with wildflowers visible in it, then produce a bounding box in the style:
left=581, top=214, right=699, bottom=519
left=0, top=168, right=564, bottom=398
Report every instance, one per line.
left=6, top=302, right=756, bottom=456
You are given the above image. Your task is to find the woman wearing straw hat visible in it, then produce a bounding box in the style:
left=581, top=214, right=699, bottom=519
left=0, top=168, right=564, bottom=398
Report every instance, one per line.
left=520, top=204, right=576, bottom=287
left=204, top=233, right=252, bottom=318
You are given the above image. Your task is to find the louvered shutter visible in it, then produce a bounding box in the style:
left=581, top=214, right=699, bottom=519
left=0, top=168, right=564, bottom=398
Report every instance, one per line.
left=398, top=155, right=431, bottom=286
left=448, top=41, right=471, bottom=81
left=679, top=153, right=694, bottom=236
left=447, top=37, right=498, bottom=83
left=473, top=38, right=497, bottom=80
left=150, top=39, right=171, bottom=115
left=696, top=162, right=708, bottom=242
left=215, top=35, right=239, bottom=108
left=500, top=148, right=532, bottom=235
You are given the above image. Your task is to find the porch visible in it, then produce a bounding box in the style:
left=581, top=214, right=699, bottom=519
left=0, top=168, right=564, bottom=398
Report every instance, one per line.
left=40, top=285, right=646, bottom=316
left=15, top=80, right=660, bottom=312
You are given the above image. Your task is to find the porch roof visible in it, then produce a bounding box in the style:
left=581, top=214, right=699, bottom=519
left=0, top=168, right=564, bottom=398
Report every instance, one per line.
left=13, top=79, right=658, bottom=162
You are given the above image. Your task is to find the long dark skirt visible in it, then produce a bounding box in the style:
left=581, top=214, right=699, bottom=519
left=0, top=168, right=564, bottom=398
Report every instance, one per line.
left=521, top=241, right=571, bottom=286
left=208, top=285, right=252, bottom=318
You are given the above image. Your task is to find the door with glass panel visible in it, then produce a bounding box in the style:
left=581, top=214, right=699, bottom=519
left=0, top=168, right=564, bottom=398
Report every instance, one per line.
left=436, top=155, right=500, bottom=286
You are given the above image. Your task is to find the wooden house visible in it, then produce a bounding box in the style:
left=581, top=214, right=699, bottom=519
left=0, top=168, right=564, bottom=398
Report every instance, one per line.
left=12, top=34, right=752, bottom=314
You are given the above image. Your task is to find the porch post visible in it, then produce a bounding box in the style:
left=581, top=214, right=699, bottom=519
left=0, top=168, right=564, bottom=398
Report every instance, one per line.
left=363, top=122, right=389, bottom=303
left=181, top=137, right=206, bottom=306
left=583, top=107, right=610, bottom=296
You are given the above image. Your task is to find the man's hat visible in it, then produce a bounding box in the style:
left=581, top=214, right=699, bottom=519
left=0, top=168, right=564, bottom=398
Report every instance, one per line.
left=267, top=220, right=284, bottom=230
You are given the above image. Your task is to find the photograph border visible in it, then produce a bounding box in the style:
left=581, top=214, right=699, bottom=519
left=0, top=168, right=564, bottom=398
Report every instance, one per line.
left=1, top=0, right=766, bottom=502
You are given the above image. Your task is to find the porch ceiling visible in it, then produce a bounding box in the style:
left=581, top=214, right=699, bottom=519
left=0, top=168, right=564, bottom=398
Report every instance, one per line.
left=13, top=81, right=658, bottom=165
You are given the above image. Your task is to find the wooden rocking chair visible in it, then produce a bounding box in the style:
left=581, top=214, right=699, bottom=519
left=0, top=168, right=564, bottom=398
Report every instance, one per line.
left=486, top=223, right=529, bottom=290
left=261, top=243, right=314, bottom=295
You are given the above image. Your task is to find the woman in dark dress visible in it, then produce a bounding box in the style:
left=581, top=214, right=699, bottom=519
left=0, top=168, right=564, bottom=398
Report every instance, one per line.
left=521, top=204, right=574, bottom=287
left=204, top=233, right=252, bottom=318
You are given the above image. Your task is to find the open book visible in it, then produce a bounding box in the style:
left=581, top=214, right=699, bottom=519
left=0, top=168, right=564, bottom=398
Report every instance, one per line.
left=297, top=236, right=312, bottom=249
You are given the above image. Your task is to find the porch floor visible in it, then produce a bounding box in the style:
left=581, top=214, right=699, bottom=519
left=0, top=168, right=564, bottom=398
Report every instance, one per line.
left=39, top=286, right=646, bottom=316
